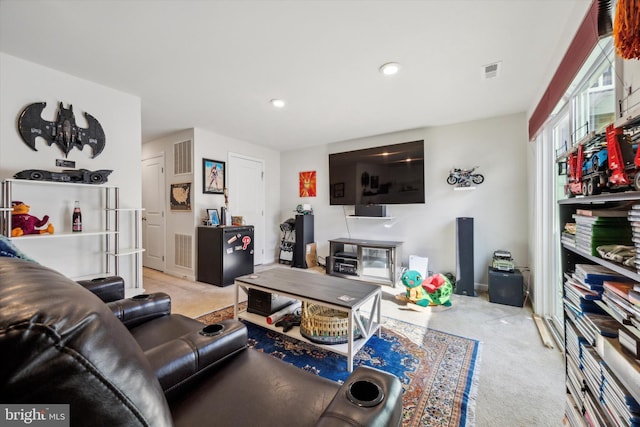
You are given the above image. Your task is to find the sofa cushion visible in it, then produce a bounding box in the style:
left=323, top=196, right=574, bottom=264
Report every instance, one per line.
left=170, top=348, right=341, bottom=427
left=0, top=258, right=173, bottom=427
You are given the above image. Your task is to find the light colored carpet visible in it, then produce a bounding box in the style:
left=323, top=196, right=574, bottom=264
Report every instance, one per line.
left=143, top=264, right=566, bottom=427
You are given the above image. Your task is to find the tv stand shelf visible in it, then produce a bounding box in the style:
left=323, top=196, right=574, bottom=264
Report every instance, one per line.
left=328, top=238, right=402, bottom=286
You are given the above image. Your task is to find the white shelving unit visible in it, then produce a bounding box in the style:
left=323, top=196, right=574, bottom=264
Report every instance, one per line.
left=1, top=179, right=144, bottom=292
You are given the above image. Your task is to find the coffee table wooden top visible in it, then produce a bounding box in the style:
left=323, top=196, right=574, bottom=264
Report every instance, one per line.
left=235, top=268, right=380, bottom=309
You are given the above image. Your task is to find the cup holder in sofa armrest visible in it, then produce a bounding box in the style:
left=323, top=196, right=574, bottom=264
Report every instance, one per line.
left=200, top=323, right=225, bottom=337
left=346, top=380, right=384, bottom=407
left=145, top=319, right=248, bottom=398
left=131, top=294, right=151, bottom=300
left=314, top=366, right=403, bottom=427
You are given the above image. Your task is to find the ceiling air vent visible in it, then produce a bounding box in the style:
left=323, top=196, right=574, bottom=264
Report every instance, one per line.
left=482, top=61, right=502, bottom=80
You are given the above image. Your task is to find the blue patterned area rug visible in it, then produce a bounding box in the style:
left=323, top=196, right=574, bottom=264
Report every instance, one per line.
left=197, top=306, right=481, bottom=427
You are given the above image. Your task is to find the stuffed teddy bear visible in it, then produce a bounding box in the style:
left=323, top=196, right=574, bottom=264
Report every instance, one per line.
left=400, top=270, right=431, bottom=307
left=11, top=201, right=54, bottom=237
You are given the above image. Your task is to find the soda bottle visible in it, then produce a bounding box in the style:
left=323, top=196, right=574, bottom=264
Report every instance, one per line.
left=72, top=201, right=82, bottom=232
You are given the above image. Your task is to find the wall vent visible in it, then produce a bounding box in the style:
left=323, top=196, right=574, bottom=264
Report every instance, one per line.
left=482, top=61, right=502, bottom=80
left=174, top=140, right=192, bottom=175
left=174, top=233, right=192, bottom=268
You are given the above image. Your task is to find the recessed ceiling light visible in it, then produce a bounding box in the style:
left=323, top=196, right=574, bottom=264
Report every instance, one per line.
left=270, top=99, right=286, bottom=108
left=379, top=62, right=401, bottom=76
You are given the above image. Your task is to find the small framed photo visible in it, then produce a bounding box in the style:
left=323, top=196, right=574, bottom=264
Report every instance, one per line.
left=207, top=208, right=220, bottom=226
left=203, top=158, right=225, bottom=194
left=170, top=182, right=192, bottom=211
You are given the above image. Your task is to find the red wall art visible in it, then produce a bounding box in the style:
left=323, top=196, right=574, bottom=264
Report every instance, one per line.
left=299, top=171, right=316, bottom=197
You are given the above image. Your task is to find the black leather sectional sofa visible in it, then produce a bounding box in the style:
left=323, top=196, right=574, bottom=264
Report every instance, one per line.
left=0, top=257, right=403, bottom=426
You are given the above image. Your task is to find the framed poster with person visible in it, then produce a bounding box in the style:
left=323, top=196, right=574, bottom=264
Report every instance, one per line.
left=203, top=159, right=225, bottom=194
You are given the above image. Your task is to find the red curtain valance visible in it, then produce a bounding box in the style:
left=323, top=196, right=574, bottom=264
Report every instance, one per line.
left=528, top=0, right=600, bottom=140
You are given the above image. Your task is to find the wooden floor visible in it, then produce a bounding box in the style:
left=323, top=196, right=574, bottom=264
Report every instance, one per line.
left=143, top=263, right=325, bottom=318
left=143, top=267, right=244, bottom=318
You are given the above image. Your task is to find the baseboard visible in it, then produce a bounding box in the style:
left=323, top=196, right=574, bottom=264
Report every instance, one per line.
left=164, top=269, right=196, bottom=282
left=475, top=282, right=488, bottom=292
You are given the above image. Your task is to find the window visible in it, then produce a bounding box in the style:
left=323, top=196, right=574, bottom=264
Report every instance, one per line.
left=535, top=37, right=615, bottom=328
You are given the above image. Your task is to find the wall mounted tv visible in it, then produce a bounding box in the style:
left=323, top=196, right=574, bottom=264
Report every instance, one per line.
left=329, top=140, right=425, bottom=206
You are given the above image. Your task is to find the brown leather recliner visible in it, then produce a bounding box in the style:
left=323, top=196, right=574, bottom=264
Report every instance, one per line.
left=0, top=258, right=403, bottom=426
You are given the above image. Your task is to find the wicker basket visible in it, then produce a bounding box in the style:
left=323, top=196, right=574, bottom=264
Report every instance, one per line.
left=300, top=302, right=362, bottom=345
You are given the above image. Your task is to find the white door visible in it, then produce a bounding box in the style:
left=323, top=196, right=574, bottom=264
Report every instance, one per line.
left=228, top=153, right=265, bottom=265
left=142, top=154, right=166, bottom=271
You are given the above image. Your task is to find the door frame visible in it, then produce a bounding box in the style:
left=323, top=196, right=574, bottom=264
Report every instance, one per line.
left=142, top=153, right=166, bottom=272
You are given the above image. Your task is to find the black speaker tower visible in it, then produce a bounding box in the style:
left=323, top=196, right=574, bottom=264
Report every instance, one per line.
left=293, top=214, right=314, bottom=268
left=455, top=217, right=476, bottom=296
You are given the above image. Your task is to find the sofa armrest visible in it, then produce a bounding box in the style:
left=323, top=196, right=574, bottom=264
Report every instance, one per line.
left=77, top=276, right=125, bottom=302
left=314, top=366, right=403, bottom=427
left=107, top=293, right=171, bottom=328
left=145, top=319, right=248, bottom=399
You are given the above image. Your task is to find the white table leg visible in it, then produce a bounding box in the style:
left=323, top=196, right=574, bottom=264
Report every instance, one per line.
left=233, top=282, right=239, bottom=319
left=348, top=309, right=354, bottom=372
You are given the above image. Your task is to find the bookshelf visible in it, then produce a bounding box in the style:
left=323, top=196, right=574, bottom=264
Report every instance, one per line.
left=1, top=179, right=144, bottom=293
left=560, top=193, right=640, bottom=426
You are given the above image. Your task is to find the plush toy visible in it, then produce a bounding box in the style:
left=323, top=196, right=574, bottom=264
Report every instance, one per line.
left=400, top=270, right=431, bottom=307
left=422, top=273, right=453, bottom=307
left=398, top=270, right=454, bottom=308
left=11, top=201, right=54, bottom=237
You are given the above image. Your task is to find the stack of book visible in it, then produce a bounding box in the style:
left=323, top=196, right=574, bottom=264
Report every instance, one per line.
left=565, top=320, right=586, bottom=412
left=581, top=341, right=640, bottom=426
left=601, top=281, right=638, bottom=323
left=600, top=361, right=640, bottom=426
left=598, top=280, right=640, bottom=361
left=564, top=266, right=627, bottom=345
left=630, top=205, right=640, bottom=274
left=620, top=328, right=640, bottom=358
left=562, top=222, right=577, bottom=248
left=574, top=208, right=631, bottom=257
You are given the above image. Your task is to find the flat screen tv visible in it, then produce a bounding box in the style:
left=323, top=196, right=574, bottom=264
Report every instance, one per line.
left=329, top=140, right=425, bottom=206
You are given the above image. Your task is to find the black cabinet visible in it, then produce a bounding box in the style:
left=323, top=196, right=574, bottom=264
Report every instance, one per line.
left=488, top=267, right=524, bottom=307
left=197, top=226, right=254, bottom=287
left=293, top=215, right=314, bottom=268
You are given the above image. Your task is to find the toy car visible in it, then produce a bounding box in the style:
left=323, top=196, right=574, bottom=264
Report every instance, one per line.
left=14, top=168, right=112, bottom=184
left=492, top=250, right=515, bottom=272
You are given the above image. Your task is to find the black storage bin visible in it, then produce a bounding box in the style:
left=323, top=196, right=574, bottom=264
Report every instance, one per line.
left=247, top=289, right=295, bottom=317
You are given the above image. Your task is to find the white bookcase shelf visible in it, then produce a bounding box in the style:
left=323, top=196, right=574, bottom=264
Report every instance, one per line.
left=1, top=179, right=144, bottom=290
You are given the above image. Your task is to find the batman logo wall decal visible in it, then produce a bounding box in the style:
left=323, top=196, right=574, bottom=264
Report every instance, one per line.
left=18, top=102, right=106, bottom=158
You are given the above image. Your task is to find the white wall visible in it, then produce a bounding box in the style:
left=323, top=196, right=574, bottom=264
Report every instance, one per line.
left=280, top=113, right=529, bottom=286
left=193, top=128, right=281, bottom=263
left=619, top=57, right=640, bottom=118
left=0, top=53, right=142, bottom=289
left=142, top=127, right=281, bottom=280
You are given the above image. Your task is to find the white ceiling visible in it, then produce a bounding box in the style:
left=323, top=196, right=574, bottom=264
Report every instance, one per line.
left=0, top=0, right=592, bottom=151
